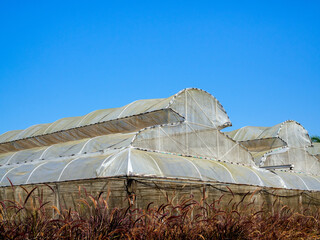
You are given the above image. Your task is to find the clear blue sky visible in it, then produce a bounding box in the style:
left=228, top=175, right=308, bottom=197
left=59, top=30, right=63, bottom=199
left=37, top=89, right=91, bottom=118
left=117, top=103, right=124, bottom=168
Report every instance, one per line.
left=0, top=1, right=319, bottom=136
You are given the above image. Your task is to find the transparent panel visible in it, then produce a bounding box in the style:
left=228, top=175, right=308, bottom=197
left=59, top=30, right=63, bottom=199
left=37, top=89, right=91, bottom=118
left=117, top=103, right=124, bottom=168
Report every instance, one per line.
left=298, top=174, right=320, bottom=191
left=1, top=163, right=38, bottom=186
left=307, top=143, right=320, bottom=157
left=275, top=171, right=309, bottom=190
left=129, top=150, right=164, bottom=177
left=239, top=138, right=286, bottom=152
left=251, top=167, right=286, bottom=188
left=263, top=148, right=320, bottom=175
left=78, top=108, right=115, bottom=126
left=263, top=150, right=289, bottom=167
left=0, top=152, right=15, bottom=165
left=13, top=123, right=51, bottom=140
left=141, top=151, right=201, bottom=180
left=0, top=130, right=23, bottom=143
left=0, top=165, right=17, bottom=185
left=44, top=117, right=83, bottom=134
left=80, top=133, right=136, bottom=153
left=133, top=122, right=254, bottom=166
left=278, top=121, right=311, bottom=148
left=187, top=158, right=236, bottom=183
left=226, top=126, right=270, bottom=141
left=26, top=158, right=74, bottom=184
left=117, top=99, right=165, bottom=118
left=42, top=139, right=88, bottom=159
left=169, top=89, right=230, bottom=128
left=6, top=147, right=46, bottom=165
left=145, top=98, right=172, bottom=112
left=58, top=155, right=108, bottom=181
left=226, top=121, right=312, bottom=149
left=222, top=163, right=263, bottom=186
left=97, top=149, right=129, bottom=177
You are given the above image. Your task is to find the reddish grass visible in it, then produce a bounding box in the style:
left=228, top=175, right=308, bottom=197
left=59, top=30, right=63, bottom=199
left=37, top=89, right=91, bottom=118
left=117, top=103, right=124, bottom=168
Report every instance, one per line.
left=0, top=185, right=320, bottom=239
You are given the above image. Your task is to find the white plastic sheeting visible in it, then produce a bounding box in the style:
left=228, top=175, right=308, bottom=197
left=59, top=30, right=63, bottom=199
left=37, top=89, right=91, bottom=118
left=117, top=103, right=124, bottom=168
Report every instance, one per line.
left=0, top=88, right=230, bottom=145
left=307, top=143, right=320, bottom=160
left=260, top=148, right=320, bottom=175
left=0, top=109, right=184, bottom=153
left=133, top=122, right=254, bottom=166
left=1, top=148, right=320, bottom=191
left=226, top=121, right=320, bottom=175
left=0, top=88, right=319, bottom=191
left=0, top=133, right=136, bottom=166
left=227, top=121, right=311, bottom=148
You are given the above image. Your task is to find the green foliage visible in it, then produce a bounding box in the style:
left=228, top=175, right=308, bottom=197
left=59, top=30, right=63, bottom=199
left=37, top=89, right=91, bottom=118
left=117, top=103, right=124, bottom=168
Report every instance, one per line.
left=311, top=136, right=320, bottom=143
left=0, top=186, right=320, bottom=239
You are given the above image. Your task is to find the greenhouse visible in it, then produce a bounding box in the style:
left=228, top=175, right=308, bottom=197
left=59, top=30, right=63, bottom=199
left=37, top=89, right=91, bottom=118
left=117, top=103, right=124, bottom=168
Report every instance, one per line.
left=0, top=88, right=319, bottom=193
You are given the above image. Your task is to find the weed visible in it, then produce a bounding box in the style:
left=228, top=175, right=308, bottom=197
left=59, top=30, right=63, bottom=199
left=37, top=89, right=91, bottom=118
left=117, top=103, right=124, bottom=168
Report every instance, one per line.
left=0, top=185, right=319, bottom=239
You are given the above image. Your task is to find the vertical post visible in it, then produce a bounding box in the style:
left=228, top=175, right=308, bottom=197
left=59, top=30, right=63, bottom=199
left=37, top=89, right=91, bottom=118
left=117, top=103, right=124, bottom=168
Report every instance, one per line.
left=299, top=193, right=303, bottom=213
left=53, top=183, right=60, bottom=218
